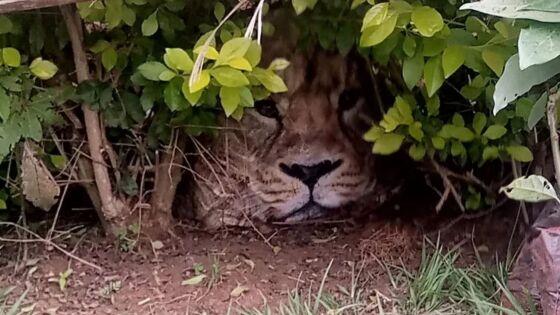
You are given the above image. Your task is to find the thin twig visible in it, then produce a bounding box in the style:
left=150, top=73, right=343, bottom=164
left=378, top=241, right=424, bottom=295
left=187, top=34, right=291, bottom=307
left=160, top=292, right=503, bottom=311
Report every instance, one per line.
left=0, top=222, right=102, bottom=271
left=430, top=197, right=509, bottom=236
left=430, top=157, right=465, bottom=212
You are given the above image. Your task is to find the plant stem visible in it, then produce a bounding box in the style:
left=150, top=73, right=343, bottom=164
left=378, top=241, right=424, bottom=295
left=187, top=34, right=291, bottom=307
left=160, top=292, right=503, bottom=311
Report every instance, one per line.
left=546, top=88, right=560, bottom=187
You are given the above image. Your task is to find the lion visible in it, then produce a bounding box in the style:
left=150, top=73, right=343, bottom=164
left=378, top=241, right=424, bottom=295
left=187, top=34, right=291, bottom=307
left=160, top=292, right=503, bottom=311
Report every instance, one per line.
left=188, top=9, right=402, bottom=229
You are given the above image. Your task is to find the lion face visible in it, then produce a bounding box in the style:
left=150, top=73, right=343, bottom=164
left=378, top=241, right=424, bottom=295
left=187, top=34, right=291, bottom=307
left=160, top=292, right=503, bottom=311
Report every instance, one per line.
left=242, top=51, right=376, bottom=222
left=192, top=49, right=380, bottom=228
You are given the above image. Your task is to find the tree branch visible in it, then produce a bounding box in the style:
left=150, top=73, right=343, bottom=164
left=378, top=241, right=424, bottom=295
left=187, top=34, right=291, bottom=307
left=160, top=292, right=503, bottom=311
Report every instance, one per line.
left=60, top=5, right=125, bottom=228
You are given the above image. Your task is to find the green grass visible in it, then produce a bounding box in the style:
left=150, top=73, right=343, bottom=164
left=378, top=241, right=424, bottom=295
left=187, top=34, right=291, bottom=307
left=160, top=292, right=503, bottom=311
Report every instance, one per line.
left=237, top=240, right=538, bottom=315
left=0, top=286, right=28, bottom=315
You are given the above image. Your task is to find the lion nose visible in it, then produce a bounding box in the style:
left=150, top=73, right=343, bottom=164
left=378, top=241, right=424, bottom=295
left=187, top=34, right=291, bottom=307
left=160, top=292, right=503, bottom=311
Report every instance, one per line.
left=279, top=160, right=342, bottom=187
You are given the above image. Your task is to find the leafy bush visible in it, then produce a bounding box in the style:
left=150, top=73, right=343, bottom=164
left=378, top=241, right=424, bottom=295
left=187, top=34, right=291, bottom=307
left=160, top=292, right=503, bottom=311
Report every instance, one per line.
left=0, top=0, right=555, bottom=231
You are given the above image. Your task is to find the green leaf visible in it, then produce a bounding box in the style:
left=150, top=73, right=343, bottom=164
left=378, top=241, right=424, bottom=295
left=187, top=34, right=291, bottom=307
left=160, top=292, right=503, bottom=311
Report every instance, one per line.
left=482, top=146, right=499, bottom=161
left=228, top=57, right=252, bottom=71
left=101, top=47, right=118, bottom=71
left=0, top=88, right=9, bottom=121
left=402, top=36, right=417, bottom=58
left=482, top=46, right=508, bottom=76
left=363, top=125, right=384, bottom=142
left=451, top=141, right=466, bottom=157
left=251, top=68, right=288, bottom=93
left=164, top=77, right=187, bottom=111
left=0, top=15, right=13, bottom=34
left=182, top=274, right=206, bottom=286
left=29, top=58, right=58, bottom=80
left=403, top=50, right=424, bottom=90
left=351, top=0, right=366, bottom=10
left=528, top=91, right=548, bottom=129
left=408, top=144, right=426, bottom=161
left=245, top=41, right=262, bottom=68
left=408, top=122, right=424, bottom=141
left=268, top=58, right=291, bottom=71
left=239, top=87, right=254, bottom=107
left=422, top=38, right=446, bottom=57
left=411, top=6, right=444, bottom=37
left=138, top=62, right=168, bottom=81
left=164, top=48, right=194, bottom=73
left=220, top=87, right=240, bottom=116
left=424, top=56, right=444, bottom=97
left=361, top=3, right=389, bottom=31
left=460, top=0, right=560, bottom=23
left=452, top=113, right=465, bottom=127
left=432, top=136, right=445, bottom=150
left=472, top=112, right=487, bottom=135
left=50, top=155, right=68, bottom=170
left=216, top=37, right=251, bottom=66
left=142, top=10, right=158, bottom=36
left=466, top=16, right=489, bottom=34
left=181, top=78, right=202, bottom=105
left=189, top=70, right=211, bottom=93
left=194, top=45, right=220, bottom=60
left=158, top=70, right=176, bottom=81
left=380, top=96, right=414, bottom=131
left=210, top=67, right=249, bottom=87
left=2, top=48, right=20, bottom=67
left=442, top=45, right=464, bottom=79
left=0, top=198, right=5, bottom=209
left=483, top=124, right=507, bottom=140
left=122, top=5, right=136, bottom=26
left=439, top=124, right=475, bottom=142
left=500, top=175, right=559, bottom=203
left=90, top=40, right=110, bottom=53
left=105, top=0, right=123, bottom=29
left=506, top=145, right=534, bottom=162
left=360, top=12, right=398, bottom=47
left=372, top=133, right=405, bottom=155
left=292, top=0, right=308, bottom=15
left=494, top=54, right=560, bottom=114
left=516, top=98, right=533, bottom=120
left=214, top=2, right=225, bottom=21
left=426, top=95, right=440, bottom=116
left=519, top=22, right=560, bottom=70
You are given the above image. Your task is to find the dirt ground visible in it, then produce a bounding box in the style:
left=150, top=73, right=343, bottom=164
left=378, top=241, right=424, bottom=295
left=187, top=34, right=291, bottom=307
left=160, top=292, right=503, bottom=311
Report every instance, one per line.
left=0, top=204, right=521, bottom=315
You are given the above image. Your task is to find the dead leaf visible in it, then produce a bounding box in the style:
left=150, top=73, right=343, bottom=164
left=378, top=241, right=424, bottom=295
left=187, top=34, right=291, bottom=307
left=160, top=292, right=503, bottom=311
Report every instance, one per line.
left=230, top=285, right=249, bottom=298
left=181, top=274, right=206, bottom=286
left=151, top=240, right=164, bottom=250
left=243, top=258, right=255, bottom=271
left=226, top=262, right=241, bottom=271
left=21, top=142, right=60, bottom=211
left=272, top=246, right=281, bottom=255
left=311, top=235, right=337, bottom=244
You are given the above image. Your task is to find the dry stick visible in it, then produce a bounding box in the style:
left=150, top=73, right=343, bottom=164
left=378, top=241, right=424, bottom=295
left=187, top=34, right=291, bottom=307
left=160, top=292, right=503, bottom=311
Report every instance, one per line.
left=47, top=142, right=85, bottom=240
left=547, top=88, right=560, bottom=187
left=60, top=5, right=124, bottom=222
left=0, top=222, right=102, bottom=271
left=430, top=157, right=465, bottom=212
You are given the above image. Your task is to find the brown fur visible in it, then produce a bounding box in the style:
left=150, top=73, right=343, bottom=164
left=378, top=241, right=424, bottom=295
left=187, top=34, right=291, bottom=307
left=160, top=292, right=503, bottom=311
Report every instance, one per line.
left=190, top=10, right=393, bottom=229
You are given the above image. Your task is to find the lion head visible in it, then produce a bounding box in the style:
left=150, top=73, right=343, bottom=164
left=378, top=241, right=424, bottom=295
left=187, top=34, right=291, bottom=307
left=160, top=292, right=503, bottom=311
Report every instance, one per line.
left=190, top=11, right=396, bottom=229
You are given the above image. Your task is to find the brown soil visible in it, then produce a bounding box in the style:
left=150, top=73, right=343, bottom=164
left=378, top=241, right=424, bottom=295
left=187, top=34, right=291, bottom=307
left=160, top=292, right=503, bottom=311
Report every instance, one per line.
left=0, top=210, right=520, bottom=315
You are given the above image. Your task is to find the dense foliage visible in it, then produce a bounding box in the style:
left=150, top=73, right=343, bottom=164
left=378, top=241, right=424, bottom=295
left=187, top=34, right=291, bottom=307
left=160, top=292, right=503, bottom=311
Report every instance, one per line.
left=0, top=0, right=559, bottom=231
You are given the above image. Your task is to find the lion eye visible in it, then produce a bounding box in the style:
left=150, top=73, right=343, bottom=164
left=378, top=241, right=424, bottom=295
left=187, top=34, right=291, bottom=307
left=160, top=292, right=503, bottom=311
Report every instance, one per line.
left=255, top=99, right=280, bottom=118
left=338, top=89, right=360, bottom=111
